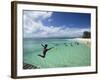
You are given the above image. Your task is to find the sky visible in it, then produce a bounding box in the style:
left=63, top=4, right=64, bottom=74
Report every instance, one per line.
left=23, top=10, right=90, bottom=38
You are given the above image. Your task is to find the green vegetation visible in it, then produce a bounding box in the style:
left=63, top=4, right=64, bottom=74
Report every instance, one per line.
left=82, top=31, right=91, bottom=38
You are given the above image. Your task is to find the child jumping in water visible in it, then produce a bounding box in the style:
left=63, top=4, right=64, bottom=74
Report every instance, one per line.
left=38, top=44, right=54, bottom=58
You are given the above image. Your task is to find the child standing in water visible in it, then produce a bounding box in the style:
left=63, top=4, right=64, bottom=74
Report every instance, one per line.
left=38, top=44, right=54, bottom=58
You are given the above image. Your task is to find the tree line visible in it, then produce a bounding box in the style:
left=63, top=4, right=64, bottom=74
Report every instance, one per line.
left=82, top=31, right=91, bottom=38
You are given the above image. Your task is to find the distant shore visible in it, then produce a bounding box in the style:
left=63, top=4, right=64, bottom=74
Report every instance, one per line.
left=74, top=38, right=91, bottom=47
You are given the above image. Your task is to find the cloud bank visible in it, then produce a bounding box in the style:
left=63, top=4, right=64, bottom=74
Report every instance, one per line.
left=23, top=11, right=90, bottom=38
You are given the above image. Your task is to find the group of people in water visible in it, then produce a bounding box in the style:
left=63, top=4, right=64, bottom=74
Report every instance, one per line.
left=38, top=41, right=80, bottom=58
left=54, top=41, right=79, bottom=47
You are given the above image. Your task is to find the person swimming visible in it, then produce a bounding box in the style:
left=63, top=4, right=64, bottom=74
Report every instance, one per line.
left=38, top=44, right=54, bottom=58
left=75, top=42, right=79, bottom=45
left=70, top=43, right=73, bottom=46
left=64, top=43, right=68, bottom=46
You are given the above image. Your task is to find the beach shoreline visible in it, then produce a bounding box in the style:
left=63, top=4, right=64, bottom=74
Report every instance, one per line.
left=73, top=38, right=91, bottom=47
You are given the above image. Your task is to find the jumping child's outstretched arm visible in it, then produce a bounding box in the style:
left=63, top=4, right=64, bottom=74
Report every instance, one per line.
left=41, top=44, right=45, bottom=47
left=47, top=47, right=54, bottom=51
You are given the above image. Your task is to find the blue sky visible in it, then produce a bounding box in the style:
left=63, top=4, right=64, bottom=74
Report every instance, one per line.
left=23, top=10, right=90, bottom=38
left=43, top=12, right=90, bottom=29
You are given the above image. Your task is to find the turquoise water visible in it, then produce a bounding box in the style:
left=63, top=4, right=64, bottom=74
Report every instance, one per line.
left=23, top=38, right=91, bottom=69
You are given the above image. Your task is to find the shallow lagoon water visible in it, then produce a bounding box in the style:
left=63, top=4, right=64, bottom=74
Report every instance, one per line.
left=23, top=38, right=91, bottom=69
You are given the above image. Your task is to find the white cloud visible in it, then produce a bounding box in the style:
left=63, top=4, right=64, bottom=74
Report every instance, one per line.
left=24, top=11, right=53, bottom=20
left=23, top=11, right=90, bottom=38
left=23, top=11, right=53, bottom=35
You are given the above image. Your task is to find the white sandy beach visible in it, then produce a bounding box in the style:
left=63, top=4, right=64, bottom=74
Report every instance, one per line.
left=74, top=38, right=91, bottom=47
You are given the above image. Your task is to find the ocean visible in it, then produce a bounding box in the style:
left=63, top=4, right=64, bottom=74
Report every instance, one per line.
left=23, top=38, right=91, bottom=69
